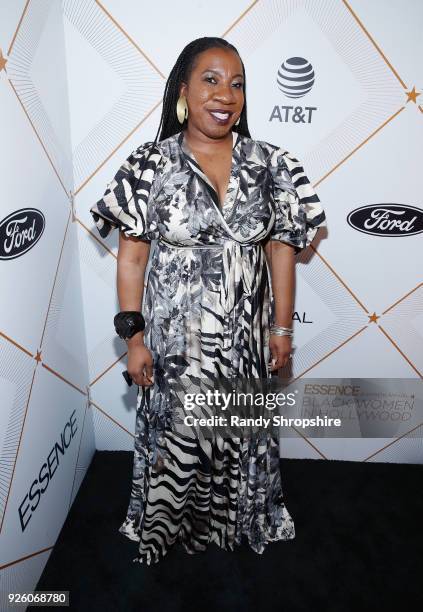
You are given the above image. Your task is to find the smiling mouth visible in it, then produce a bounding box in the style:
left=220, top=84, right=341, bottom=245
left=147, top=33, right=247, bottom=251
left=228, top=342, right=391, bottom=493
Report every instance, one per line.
left=208, top=110, right=233, bottom=121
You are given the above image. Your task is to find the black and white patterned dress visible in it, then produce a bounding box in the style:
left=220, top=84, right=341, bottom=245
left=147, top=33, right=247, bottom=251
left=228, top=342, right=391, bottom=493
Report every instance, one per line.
left=90, top=129, right=326, bottom=564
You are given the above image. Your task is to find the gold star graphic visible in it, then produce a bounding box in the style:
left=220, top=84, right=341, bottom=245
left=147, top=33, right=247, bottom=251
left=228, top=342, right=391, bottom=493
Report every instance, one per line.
left=368, top=312, right=380, bottom=324
left=0, top=49, right=7, bottom=72
left=35, top=349, right=42, bottom=363
left=405, top=86, right=421, bottom=103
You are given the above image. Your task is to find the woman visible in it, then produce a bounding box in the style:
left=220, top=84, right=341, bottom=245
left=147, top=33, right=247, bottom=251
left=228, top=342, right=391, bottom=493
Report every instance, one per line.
left=90, top=37, right=326, bottom=565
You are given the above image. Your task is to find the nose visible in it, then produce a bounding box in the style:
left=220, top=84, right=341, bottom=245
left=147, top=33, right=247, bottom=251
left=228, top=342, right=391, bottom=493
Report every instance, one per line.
left=213, top=81, right=237, bottom=103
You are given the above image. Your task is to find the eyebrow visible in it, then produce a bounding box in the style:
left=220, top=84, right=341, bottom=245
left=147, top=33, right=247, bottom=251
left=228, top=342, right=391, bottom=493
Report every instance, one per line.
left=201, top=69, right=244, bottom=78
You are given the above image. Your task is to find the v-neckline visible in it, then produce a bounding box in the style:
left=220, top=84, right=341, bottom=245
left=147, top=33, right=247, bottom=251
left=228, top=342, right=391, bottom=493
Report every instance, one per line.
left=178, top=129, right=240, bottom=211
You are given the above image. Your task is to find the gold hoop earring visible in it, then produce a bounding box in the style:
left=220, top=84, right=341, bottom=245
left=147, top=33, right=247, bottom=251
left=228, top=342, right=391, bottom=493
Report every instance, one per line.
left=177, top=95, right=188, bottom=124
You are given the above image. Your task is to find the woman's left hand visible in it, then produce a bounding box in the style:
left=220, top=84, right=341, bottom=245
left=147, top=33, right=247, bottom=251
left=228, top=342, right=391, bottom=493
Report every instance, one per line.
left=268, top=334, right=292, bottom=371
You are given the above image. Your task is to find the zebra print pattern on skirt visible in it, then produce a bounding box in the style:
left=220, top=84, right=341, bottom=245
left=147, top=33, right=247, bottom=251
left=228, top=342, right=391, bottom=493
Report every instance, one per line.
left=119, top=393, right=296, bottom=565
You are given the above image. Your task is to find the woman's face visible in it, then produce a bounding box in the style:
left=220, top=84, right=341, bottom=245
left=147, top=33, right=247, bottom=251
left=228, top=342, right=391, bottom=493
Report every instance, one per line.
left=179, top=47, right=245, bottom=138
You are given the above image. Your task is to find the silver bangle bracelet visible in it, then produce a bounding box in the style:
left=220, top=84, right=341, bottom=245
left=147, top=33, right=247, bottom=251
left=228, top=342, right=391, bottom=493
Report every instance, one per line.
left=270, top=330, right=293, bottom=337
left=270, top=325, right=293, bottom=337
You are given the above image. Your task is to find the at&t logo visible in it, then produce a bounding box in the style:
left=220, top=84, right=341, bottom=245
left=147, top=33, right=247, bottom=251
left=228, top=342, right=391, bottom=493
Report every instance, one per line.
left=271, top=56, right=317, bottom=124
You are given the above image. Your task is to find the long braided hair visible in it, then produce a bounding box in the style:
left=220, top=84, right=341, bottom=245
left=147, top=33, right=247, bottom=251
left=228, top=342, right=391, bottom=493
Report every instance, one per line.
left=131, top=37, right=251, bottom=195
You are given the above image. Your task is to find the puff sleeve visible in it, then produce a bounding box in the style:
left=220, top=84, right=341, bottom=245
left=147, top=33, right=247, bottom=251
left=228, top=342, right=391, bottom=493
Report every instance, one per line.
left=267, top=147, right=326, bottom=253
left=89, top=141, right=162, bottom=240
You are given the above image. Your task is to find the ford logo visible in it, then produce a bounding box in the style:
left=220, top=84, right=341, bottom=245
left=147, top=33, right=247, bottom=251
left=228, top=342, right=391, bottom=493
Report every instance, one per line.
left=347, top=204, right=423, bottom=236
left=0, top=208, right=45, bottom=260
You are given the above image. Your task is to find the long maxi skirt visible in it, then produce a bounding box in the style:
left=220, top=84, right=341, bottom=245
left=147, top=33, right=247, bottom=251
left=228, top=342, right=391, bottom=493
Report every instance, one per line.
left=118, top=238, right=296, bottom=565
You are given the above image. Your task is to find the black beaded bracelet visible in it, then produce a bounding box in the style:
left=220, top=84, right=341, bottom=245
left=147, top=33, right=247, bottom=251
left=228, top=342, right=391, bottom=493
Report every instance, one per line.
left=114, top=311, right=145, bottom=340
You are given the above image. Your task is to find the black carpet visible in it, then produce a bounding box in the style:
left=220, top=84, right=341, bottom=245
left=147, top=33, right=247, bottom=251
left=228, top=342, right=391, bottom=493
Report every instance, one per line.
left=31, top=451, right=422, bottom=612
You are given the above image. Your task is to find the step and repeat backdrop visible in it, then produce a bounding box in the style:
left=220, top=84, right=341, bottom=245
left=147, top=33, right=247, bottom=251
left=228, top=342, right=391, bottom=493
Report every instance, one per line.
left=0, top=0, right=422, bottom=603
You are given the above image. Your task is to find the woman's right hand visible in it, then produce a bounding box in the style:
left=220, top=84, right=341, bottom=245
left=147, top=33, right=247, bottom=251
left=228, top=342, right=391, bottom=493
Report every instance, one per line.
left=127, top=342, right=154, bottom=387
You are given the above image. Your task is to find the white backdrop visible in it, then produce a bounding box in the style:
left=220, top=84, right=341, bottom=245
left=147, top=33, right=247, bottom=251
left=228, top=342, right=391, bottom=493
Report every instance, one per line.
left=0, top=0, right=422, bottom=604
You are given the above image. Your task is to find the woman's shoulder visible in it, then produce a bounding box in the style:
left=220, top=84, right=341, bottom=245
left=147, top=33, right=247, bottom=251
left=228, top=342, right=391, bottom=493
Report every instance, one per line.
left=246, top=136, right=308, bottom=176
left=239, top=133, right=294, bottom=164
left=127, top=140, right=162, bottom=162
left=130, top=133, right=181, bottom=164
left=254, top=137, right=293, bottom=158
left=122, top=137, right=178, bottom=176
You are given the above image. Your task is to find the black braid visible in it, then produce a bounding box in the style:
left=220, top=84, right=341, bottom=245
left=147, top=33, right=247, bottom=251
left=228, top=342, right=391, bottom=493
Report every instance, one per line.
left=130, top=37, right=251, bottom=199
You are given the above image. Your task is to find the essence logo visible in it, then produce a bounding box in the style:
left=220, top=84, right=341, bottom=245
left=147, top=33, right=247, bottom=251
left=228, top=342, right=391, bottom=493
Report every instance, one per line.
left=347, top=204, right=423, bottom=236
left=0, top=208, right=45, bottom=260
left=271, top=56, right=317, bottom=124
left=18, top=410, right=78, bottom=532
